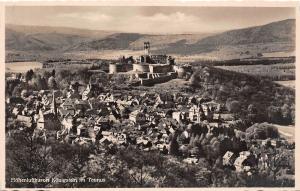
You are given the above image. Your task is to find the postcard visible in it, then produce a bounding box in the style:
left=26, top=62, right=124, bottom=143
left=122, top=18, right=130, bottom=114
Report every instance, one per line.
left=1, top=1, right=299, bottom=189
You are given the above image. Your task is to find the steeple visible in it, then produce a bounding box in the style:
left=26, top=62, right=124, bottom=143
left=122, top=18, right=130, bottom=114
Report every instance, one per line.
left=51, top=90, right=57, bottom=116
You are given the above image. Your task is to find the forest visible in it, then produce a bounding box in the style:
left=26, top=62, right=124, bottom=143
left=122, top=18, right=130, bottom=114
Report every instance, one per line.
left=6, top=128, right=294, bottom=188
left=190, top=66, right=295, bottom=125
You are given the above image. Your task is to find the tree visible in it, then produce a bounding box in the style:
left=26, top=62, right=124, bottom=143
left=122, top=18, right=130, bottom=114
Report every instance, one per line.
left=247, top=104, right=257, bottom=114
left=12, top=85, right=22, bottom=97
left=267, top=106, right=282, bottom=124
left=48, top=76, right=58, bottom=90
left=21, top=90, right=28, bottom=98
left=17, top=73, right=22, bottom=80
left=281, top=104, right=291, bottom=124
left=6, top=131, right=54, bottom=188
left=226, top=100, right=241, bottom=113
left=290, top=104, right=295, bottom=124
left=31, top=74, right=47, bottom=90
left=265, top=148, right=294, bottom=181
left=169, top=131, right=180, bottom=156
left=25, top=69, right=34, bottom=82
left=51, top=69, right=56, bottom=77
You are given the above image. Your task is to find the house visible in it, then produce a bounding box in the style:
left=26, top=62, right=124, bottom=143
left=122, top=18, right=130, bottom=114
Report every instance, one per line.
left=258, top=153, right=268, bottom=170
left=169, top=127, right=175, bottom=134
left=61, top=114, right=74, bottom=133
left=87, top=126, right=96, bottom=143
left=201, top=104, right=213, bottom=121
left=98, top=106, right=111, bottom=116
left=159, top=133, right=170, bottom=143
left=223, top=151, right=237, bottom=166
left=37, top=111, right=61, bottom=131
left=59, top=108, right=75, bottom=117
left=172, top=111, right=186, bottom=123
left=61, top=98, right=75, bottom=110
left=183, top=157, right=199, bottom=164
left=189, top=105, right=205, bottom=123
left=77, top=124, right=87, bottom=137
left=262, top=139, right=271, bottom=147
left=203, top=101, right=221, bottom=112
left=73, top=137, right=92, bottom=145
left=271, top=139, right=281, bottom=148
left=129, top=110, right=146, bottom=124
left=16, top=115, right=32, bottom=128
left=74, top=100, right=91, bottom=111
left=209, top=123, right=219, bottom=128
left=213, top=114, right=221, bottom=122
left=99, top=137, right=112, bottom=145
left=42, top=94, right=51, bottom=106
left=12, top=107, right=21, bottom=116
left=96, top=116, right=110, bottom=129
left=220, top=114, right=235, bottom=122
left=117, top=133, right=127, bottom=144
left=156, top=143, right=169, bottom=151
left=102, top=131, right=113, bottom=136
left=67, top=88, right=81, bottom=99
left=234, top=155, right=248, bottom=172
left=7, top=97, right=25, bottom=105
left=234, top=151, right=256, bottom=172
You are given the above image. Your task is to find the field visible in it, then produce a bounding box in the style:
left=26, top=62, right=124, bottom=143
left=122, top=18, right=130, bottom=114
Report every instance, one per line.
left=6, top=62, right=43, bottom=73
left=274, top=80, right=295, bottom=89
left=215, top=63, right=295, bottom=81
left=152, top=79, right=190, bottom=92
left=272, top=124, right=295, bottom=143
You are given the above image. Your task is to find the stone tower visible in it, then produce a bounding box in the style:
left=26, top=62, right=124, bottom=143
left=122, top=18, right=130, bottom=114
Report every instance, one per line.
left=144, top=42, right=150, bottom=55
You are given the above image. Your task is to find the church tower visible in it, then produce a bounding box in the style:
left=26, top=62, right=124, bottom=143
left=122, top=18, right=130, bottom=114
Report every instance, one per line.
left=50, top=90, right=57, bottom=116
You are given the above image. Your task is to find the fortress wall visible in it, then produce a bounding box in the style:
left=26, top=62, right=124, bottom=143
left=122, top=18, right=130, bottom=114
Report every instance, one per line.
left=133, top=64, right=150, bottom=72
left=140, top=74, right=176, bottom=86
left=149, top=64, right=173, bottom=73
left=109, top=64, right=118, bottom=74
left=109, top=64, right=133, bottom=74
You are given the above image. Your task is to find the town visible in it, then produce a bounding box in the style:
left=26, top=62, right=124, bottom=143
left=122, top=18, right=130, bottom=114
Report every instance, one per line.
left=5, top=42, right=295, bottom=187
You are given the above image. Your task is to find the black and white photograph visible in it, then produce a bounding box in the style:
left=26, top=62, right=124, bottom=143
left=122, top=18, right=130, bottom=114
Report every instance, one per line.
left=3, top=3, right=297, bottom=188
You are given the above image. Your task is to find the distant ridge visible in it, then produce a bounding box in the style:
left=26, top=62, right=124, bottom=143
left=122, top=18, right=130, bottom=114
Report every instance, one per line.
left=6, top=19, right=295, bottom=56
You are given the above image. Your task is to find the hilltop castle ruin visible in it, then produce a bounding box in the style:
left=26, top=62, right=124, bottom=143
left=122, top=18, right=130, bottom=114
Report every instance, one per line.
left=109, top=42, right=191, bottom=86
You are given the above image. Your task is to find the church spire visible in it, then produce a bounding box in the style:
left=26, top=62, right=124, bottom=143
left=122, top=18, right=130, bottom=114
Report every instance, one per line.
left=51, top=90, right=57, bottom=116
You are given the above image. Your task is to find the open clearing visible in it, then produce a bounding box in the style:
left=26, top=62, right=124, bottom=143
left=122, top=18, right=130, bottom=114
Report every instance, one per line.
left=274, top=80, right=295, bottom=89
left=272, top=124, right=295, bottom=143
left=6, top=61, right=43, bottom=73
left=151, top=79, right=190, bottom=91
left=215, top=63, right=295, bottom=80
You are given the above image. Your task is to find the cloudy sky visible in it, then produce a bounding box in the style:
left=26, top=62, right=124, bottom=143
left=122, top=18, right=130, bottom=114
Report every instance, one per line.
left=6, top=6, right=295, bottom=34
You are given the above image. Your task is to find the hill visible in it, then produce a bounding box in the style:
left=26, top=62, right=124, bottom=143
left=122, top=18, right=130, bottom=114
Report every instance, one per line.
left=197, top=19, right=295, bottom=46
left=156, top=19, right=295, bottom=55
left=5, top=19, right=295, bottom=60
left=190, top=66, right=295, bottom=125
left=5, top=25, right=115, bottom=51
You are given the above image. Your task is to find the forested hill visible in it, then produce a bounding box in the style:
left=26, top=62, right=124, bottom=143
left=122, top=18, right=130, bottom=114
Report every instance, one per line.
left=6, top=19, right=295, bottom=55
left=190, top=66, right=295, bottom=125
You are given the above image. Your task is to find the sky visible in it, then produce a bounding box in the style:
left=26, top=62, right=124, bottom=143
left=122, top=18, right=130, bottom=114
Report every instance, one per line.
left=5, top=6, right=296, bottom=34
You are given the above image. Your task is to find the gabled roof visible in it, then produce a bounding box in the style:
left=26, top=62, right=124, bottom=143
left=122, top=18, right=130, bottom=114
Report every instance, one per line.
left=61, top=98, right=75, bottom=107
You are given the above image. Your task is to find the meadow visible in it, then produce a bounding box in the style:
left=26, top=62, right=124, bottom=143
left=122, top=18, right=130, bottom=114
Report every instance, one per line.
left=215, top=63, right=295, bottom=81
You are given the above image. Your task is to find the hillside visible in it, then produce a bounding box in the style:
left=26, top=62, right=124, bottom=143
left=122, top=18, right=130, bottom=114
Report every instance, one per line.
left=5, top=19, right=295, bottom=59
left=190, top=66, right=295, bottom=125
left=5, top=25, right=115, bottom=51
left=197, top=19, right=295, bottom=46
left=156, top=19, right=295, bottom=55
